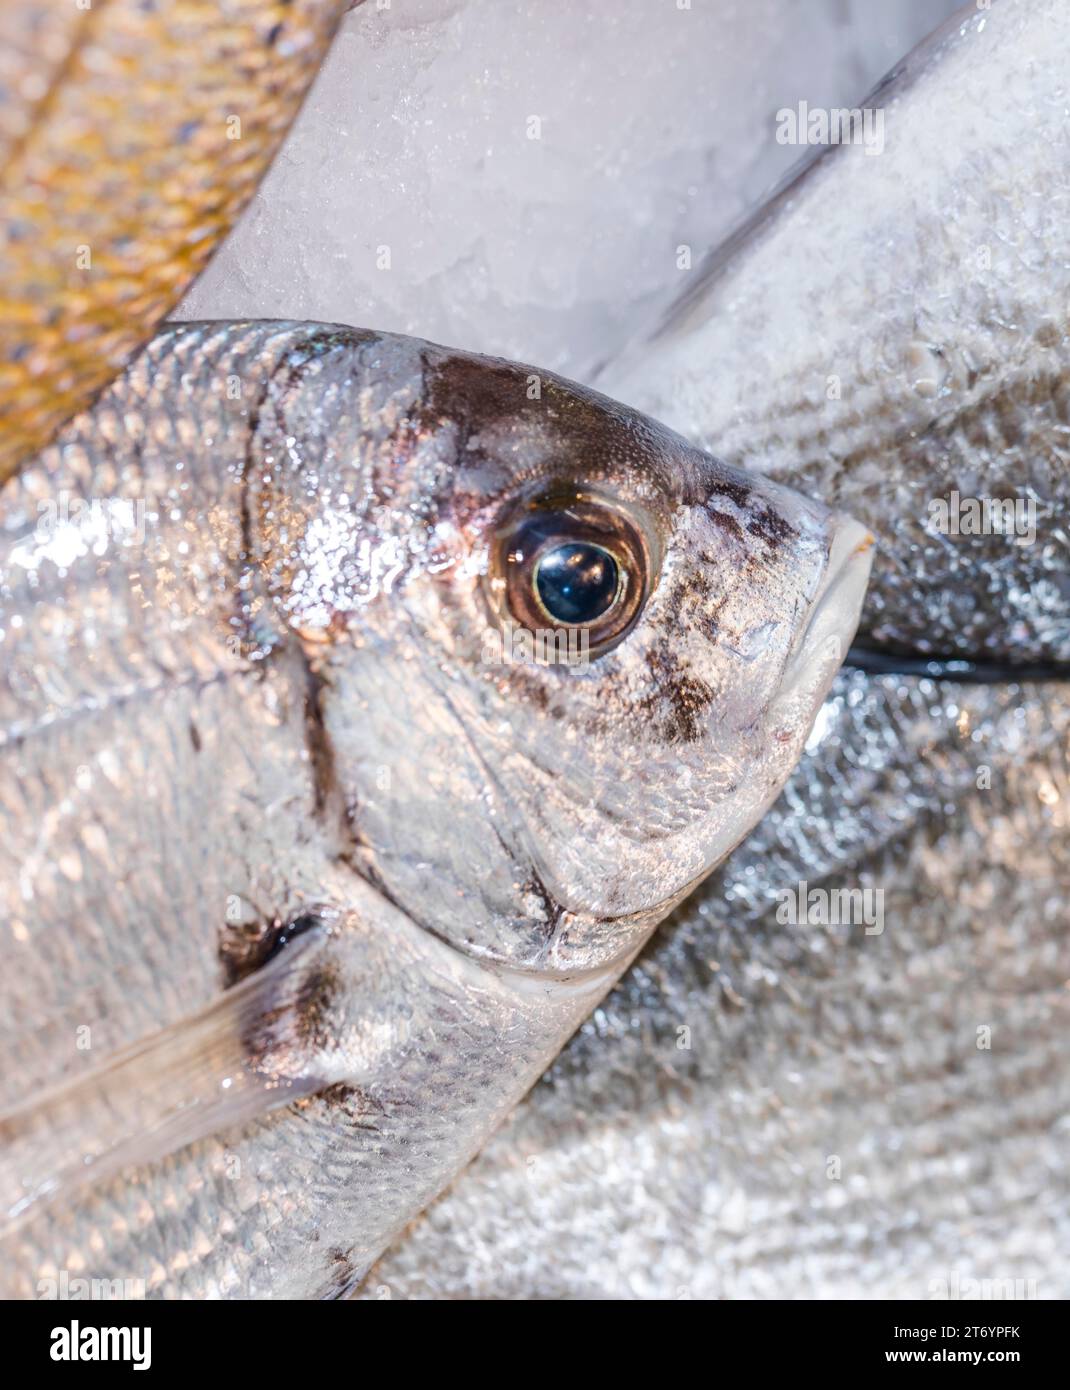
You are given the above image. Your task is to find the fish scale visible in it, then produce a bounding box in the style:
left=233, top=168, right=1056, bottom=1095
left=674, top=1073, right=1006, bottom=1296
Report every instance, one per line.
left=0, top=0, right=349, bottom=481
left=0, top=317, right=870, bottom=1296
left=600, top=0, right=1070, bottom=667
left=361, top=670, right=1070, bottom=1299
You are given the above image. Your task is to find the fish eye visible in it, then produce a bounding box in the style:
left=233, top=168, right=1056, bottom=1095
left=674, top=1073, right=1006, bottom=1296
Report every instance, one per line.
left=489, top=489, right=652, bottom=658
left=535, top=542, right=620, bottom=625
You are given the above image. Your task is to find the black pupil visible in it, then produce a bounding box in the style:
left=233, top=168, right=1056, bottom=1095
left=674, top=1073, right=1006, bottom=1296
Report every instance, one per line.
left=535, top=543, right=619, bottom=625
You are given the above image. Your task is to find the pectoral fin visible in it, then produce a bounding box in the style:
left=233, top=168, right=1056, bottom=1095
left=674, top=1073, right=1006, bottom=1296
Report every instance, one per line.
left=0, top=924, right=337, bottom=1234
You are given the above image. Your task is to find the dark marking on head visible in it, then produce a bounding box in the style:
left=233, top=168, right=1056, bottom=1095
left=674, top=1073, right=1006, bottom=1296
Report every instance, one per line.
left=746, top=504, right=796, bottom=549
left=477, top=619, right=720, bottom=745
left=704, top=509, right=745, bottom=544
left=703, top=486, right=795, bottom=552
left=421, top=346, right=688, bottom=521
left=424, top=350, right=544, bottom=446
left=640, top=644, right=716, bottom=745
left=188, top=720, right=202, bottom=753
left=707, top=478, right=752, bottom=510
left=647, top=571, right=729, bottom=661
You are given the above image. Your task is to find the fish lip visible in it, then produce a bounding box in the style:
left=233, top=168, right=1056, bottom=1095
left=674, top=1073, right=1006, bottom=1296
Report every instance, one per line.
left=772, top=515, right=874, bottom=720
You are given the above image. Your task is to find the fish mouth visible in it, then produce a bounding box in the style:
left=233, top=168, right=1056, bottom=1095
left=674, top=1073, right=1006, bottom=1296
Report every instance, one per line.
left=771, top=515, right=874, bottom=724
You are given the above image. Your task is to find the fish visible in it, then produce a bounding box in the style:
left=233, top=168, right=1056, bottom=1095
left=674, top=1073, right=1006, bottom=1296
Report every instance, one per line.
left=360, top=666, right=1070, bottom=1299
left=0, top=318, right=871, bottom=1297
left=364, top=0, right=1070, bottom=1297
left=0, top=0, right=349, bottom=482
left=599, top=0, right=1070, bottom=669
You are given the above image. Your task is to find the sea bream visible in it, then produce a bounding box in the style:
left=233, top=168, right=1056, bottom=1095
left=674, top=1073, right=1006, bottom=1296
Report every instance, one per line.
left=364, top=0, right=1070, bottom=1298
left=0, top=320, right=871, bottom=1297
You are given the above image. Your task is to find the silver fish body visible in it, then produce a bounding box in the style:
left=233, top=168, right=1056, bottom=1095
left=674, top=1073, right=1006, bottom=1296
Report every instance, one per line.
left=601, top=0, right=1070, bottom=666
left=0, top=320, right=870, bottom=1296
left=370, top=0, right=1070, bottom=1299
left=361, top=666, right=1070, bottom=1299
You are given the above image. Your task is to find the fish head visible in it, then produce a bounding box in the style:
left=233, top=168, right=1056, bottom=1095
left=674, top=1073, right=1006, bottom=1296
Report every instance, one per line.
left=251, top=328, right=873, bottom=973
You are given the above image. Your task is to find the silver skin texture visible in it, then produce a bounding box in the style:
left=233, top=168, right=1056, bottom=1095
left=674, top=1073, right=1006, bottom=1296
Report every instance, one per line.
left=601, top=0, right=1070, bottom=665
left=359, top=0, right=1070, bottom=1298
left=0, top=320, right=869, bottom=1297
left=361, top=668, right=1070, bottom=1299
